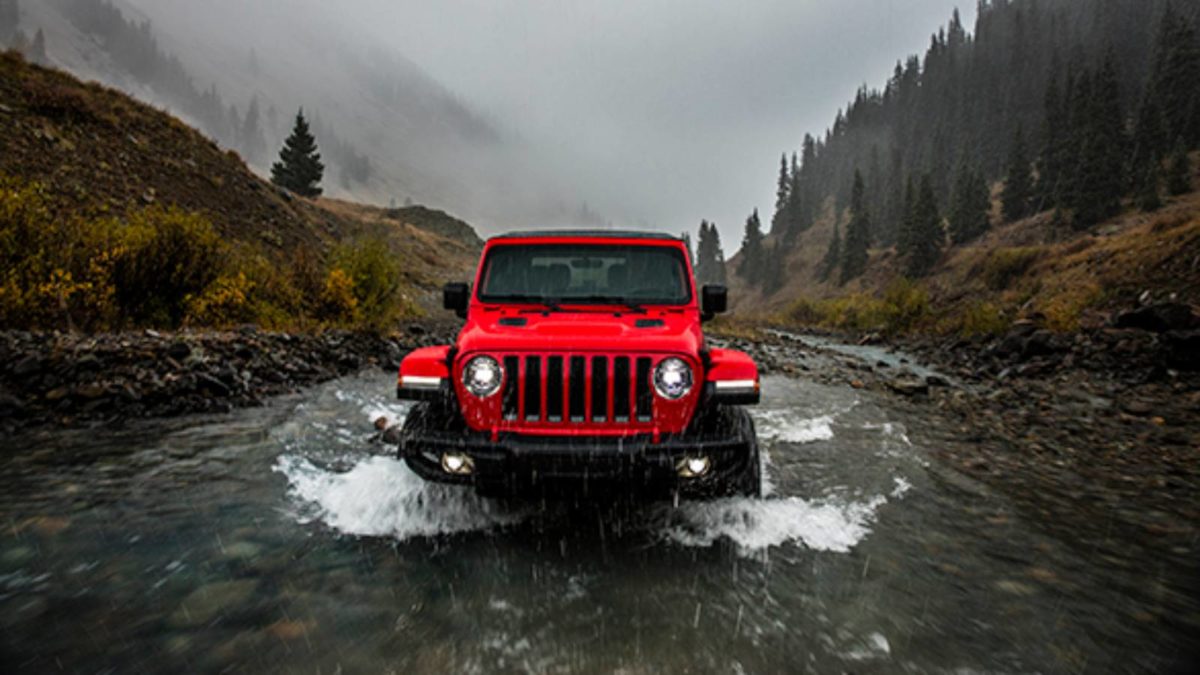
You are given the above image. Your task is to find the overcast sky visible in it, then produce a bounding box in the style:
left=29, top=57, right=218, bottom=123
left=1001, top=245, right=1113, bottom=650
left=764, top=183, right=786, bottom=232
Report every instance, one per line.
left=129, top=0, right=977, bottom=245
left=344, top=0, right=977, bottom=245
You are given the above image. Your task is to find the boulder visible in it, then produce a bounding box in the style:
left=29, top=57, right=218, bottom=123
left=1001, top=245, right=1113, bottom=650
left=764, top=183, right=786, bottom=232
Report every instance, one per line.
left=889, top=376, right=929, bottom=396
left=1113, top=303, right=1199, bottom=333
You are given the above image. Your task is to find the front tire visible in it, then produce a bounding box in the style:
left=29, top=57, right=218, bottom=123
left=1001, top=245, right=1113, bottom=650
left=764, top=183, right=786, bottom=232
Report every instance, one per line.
left=729, top=407, right=763, bottom=498
left=688, top=405, right=762, bottom=499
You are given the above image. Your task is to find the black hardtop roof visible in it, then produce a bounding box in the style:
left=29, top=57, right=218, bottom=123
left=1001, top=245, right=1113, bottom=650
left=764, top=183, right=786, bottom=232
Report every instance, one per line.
left=489, top=229, right=682, bottom=242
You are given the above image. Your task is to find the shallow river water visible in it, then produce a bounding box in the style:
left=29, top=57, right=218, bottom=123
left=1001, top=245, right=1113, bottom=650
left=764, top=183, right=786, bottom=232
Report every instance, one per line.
left=1, top=367, right=1195, bottom=673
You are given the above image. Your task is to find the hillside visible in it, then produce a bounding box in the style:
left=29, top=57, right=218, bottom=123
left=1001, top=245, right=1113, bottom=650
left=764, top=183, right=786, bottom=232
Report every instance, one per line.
left=0, top=51, right=480, bottom=330
left=720, top=0, right=1200, bottom=338
left=728, top=171, right=1200, bottom=336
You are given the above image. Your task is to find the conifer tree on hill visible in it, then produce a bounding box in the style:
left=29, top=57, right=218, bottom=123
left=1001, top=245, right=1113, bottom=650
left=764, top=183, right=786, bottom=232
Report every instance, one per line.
left=737, top=210, right=765, bottom=285
left=1149, top=4, right=1200, bottom=149
left=1136, top=157, right=1164, bottom=212
left=694, top=220, right=727, bottom=286
left=906, top=175, right=943, bottom=278
left=710, top=223, right=728, bottom=284
left=949, top=162, right=991, bottom=245
left=271, top=109, right=324, bottom=198
left=1001, top=126, right=1032, bottom=223
left=897, top=176, right=917, bottom=259
left=29, top=28, right=48, bottom=66
left=819, top=221, right=841, bottom=283
left=840, top=170, right=871, bottom=285
left=1167, top=138, right=1193, bottom=195
left=772, top=153, right=790, bottom=236
left=762, top=243, right=786, bottom=295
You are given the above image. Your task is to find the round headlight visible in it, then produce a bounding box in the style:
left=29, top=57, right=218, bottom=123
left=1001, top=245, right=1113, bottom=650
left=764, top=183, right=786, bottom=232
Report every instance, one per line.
left=462, top=355, right=503, bottom=398
left=654, top=357, right=693, bottom=400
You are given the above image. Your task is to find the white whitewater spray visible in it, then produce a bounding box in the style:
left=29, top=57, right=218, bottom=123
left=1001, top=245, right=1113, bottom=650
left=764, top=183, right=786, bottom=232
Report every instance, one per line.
left=275, top=455, right=527, bottom=539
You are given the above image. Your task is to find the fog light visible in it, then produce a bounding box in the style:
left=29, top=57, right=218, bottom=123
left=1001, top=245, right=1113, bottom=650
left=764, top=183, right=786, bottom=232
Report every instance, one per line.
left=440, top=453, right=475, bottom=475
left=677, top=455, right=711, bottom=478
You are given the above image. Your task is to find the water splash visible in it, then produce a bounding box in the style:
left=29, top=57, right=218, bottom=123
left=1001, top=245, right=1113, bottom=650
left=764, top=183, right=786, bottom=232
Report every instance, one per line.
left=661, top=493, right=891, bottom=555
left=753, top=410, right=836, bottom=444
left=275, top=455, right=526, bottom=539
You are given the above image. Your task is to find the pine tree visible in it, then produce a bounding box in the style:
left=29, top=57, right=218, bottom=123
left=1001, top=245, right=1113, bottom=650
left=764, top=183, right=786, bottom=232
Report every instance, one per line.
left=1001, top=126, right=1032, bottom=222
left=840, top=170, right=870, bottom=284
left=762, top=243, right=786, bottom=294
left=1149, top=5, right=1200, bottom=148
left=681, top=231, right=694, bottom=263
left=819, top=222, right=841, bottom=282
left=1135, top=157, right=1164, bottom=212
left=897, top=176, right=916, bottom=258
left=711, top=225, right=727, bottom=284
left=240, top=95, right=267, bottom=165
left=271, top=109, right=324, bottom=198
left=1167, top=137, right=1192, bottom=195
left=28, top=28, right=47, bottom=65
left=1132, top=92, right=1169, bottom=181
left=737, top=210, right=765, bottom=285
left=784, top=152, right=803, bottom=243
left=1036, top=73, right=1068, bottom=210
left=795, top=134, right=818, bottom=233
left=771, top=153, right=790, bottom=235
left=1072, top=56, right=1127, bottom=228
left=695, top=221, right=728, bottom=285
left=949, top=162, right=990, bottom=244
left=906, top=175, right=943, bottom=278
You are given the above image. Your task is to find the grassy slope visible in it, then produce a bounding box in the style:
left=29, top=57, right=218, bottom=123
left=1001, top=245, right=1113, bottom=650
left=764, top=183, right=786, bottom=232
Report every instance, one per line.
left=0, top=51, right=481, bottom=303
left=729, top=161, right=1200, bottom=335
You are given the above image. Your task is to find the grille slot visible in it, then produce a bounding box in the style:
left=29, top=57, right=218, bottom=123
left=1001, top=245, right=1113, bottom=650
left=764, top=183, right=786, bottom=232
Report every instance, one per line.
left=568, top=356, right=587, bottom=421
left=613, top=357, right=631, bottom=421
left=635, top=357, right=653, bottom=421
left=524, top=356, right=541, bottom=421
left=502, top=356, right=520, bottom=420
left=591, top=356, right=608, bottom=422
left=546, top=356, right=564, bottom=421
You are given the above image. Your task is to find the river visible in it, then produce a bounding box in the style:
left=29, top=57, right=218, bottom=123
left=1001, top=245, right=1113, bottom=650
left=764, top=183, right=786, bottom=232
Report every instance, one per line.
left=1, top=356, right=1194, bottom=672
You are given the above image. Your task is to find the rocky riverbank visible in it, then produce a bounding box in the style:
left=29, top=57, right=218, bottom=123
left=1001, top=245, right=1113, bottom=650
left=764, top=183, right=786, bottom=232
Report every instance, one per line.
left=0, top=323, right=457, bottom=434
left=718, top=304, right=1200, bottom=566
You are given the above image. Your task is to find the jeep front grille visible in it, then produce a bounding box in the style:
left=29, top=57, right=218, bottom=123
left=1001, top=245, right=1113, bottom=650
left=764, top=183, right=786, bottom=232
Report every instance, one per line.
left=499, top=354, right=655, bottom=425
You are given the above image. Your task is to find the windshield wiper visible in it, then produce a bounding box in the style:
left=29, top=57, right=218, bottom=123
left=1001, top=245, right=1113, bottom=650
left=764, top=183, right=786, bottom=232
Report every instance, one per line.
left=569, top=296, right=648, bottom=313
left=485, top=295, right=562, bottom=312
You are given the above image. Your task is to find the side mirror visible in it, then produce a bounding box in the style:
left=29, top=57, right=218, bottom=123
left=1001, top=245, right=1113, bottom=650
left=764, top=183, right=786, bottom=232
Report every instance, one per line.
left=443, top=282, right=469, bottom=319
left=701, top=284, right=727, bottom=322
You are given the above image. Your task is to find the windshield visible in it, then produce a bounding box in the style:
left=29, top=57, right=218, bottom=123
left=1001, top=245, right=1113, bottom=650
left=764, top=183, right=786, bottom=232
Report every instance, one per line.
left=478, top=244, right=691, bottom=305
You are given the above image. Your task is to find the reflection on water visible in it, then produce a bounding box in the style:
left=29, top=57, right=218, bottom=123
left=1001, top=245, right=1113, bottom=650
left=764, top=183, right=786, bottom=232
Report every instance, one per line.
left=1, top=371, right=1196, bottom=673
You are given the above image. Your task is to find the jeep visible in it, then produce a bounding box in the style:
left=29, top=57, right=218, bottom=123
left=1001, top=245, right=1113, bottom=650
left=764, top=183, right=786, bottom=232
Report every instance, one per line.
left=396, top=230, right=762, bottom=499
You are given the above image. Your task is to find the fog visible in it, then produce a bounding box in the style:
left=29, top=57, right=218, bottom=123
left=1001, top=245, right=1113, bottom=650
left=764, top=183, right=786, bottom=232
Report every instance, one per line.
left=119, top=0, right=974, bottom=246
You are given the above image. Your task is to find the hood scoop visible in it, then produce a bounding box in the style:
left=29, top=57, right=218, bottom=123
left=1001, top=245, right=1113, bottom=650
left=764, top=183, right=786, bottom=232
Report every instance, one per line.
left=635, top=319, right=665, bottom=328
left=498, top=317, right=527, bottom=327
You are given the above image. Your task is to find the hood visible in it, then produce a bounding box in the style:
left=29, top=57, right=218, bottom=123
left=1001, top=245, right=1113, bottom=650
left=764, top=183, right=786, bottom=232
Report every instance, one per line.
left=455, top=306, right=703, bottom=356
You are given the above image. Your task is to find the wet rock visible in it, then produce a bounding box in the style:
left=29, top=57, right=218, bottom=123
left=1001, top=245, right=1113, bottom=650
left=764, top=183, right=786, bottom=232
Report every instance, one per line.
left=1121, top=399, right=1155, bottom=416
left=11, top=355, right=41, bottom=377
left=222, top=541, right=262, bottom=560
left=1114, top=303, right=1199, bottom=333
left=74, top=383, right=107, bottom=399
left=166, top=341, right=192, bottom=360
left=1163, top=330, right=1200, bottom=371
left=168, top=579, right=259, bottom=627
left=925, top=374, right=950, bottom=388
left=888, top=377, right=929, bottom=397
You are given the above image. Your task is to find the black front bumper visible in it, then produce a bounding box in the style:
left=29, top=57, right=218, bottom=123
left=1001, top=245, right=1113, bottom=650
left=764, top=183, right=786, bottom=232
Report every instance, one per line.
left=398, top=429, right=752, bottom=498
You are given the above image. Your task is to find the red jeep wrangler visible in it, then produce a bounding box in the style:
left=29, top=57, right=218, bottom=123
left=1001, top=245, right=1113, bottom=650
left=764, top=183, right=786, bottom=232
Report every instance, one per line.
left=396, top=230, right=762, bottom=499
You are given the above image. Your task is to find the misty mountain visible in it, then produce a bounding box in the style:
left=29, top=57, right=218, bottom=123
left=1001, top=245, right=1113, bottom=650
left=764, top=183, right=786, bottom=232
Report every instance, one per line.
left=7, top=0, right=598, bottom=231
left=746, top=0, right=1198, bottom=274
